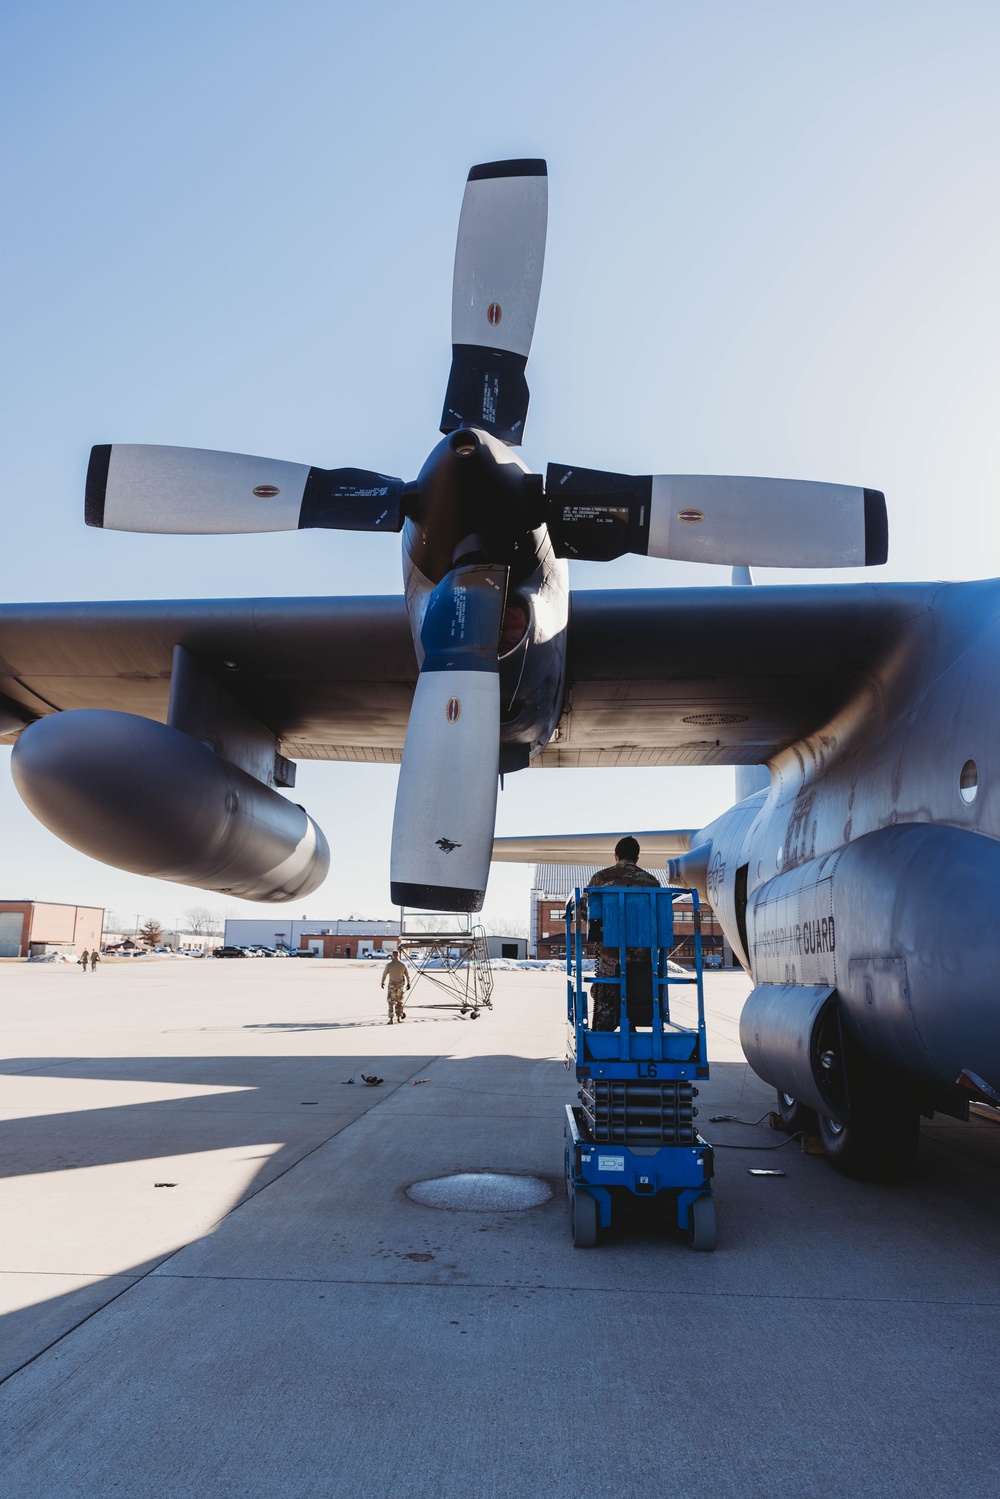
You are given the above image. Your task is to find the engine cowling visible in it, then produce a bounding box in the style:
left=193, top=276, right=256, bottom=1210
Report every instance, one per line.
left=11, top=710, right=329, bottom=902
left=739, top=982, right=849, bottom=1123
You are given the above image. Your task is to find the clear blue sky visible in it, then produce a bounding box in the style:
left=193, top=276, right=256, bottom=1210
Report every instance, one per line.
left=3, top=1, right=999, bottom=932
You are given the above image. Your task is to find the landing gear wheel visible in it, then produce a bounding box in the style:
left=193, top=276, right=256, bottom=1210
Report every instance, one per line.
left=689, top=1194, right=716, bottom=1251
left=571, top=1188, right=598, bottom=1248
left=776, top=1089, right=818, bottom=1136
left=818, top=1090, right=920, bottom=1181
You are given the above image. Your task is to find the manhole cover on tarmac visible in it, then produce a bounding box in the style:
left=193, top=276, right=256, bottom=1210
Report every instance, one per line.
left=406, top=1173, right=552, bottom=1212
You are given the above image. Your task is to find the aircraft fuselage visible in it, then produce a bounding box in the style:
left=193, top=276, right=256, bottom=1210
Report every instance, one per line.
left=694, top=576, right=1000, bottom=1116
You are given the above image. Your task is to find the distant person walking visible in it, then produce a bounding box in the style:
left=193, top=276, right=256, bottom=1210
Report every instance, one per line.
left=587, top=836, right=659, bottom=1031
left=90, top=949, right=100, bottom=972
left=381, top=953, right=410, bottom=1024
left=79, top=949, right=90, bottom=972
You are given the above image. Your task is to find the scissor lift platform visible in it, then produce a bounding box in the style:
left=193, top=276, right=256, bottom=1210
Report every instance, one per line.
left=564, top=885, right=716, bottom=1249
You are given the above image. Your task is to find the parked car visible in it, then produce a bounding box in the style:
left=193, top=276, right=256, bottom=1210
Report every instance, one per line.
left=214, top=946, right=248, bottom=959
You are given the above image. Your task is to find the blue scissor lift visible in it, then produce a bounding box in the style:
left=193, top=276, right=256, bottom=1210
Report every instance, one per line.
left=564, top=885, right=716, bottom=1250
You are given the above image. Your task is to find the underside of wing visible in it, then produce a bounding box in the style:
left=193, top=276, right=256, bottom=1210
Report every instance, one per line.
left=492, top=830, right=695, bottom=863
left=0, top=581, right=949, bottom=771
left=0, top=596, right=418, bottom=761
left=540, top=582, right=943, bottom=767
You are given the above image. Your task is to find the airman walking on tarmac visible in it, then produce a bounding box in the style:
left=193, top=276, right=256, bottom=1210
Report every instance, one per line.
left=381, top=953, right=410, bottom=1023
left=80, top=949, right=90, bottom=972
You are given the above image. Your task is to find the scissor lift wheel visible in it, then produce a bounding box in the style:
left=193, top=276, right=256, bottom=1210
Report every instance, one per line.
left=571, top=1188, right=598, bottom=1248
left=689, top=1194, right=716, bottom=1251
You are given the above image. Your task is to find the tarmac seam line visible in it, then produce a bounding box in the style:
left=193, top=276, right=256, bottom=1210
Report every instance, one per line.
left=145, top=1271, right=1000, bottom=1307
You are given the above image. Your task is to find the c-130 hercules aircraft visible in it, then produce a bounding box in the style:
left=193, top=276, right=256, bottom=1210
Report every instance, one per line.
left=1, top=159, right=993, bottom=1182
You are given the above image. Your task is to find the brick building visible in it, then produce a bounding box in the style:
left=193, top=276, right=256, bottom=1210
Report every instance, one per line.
left=529, top=867, right=732, bottom=967
left=0, top=901, right=104, bottom=959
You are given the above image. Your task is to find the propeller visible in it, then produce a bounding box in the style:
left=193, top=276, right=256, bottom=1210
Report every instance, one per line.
left=79, top=155, right=890, bottom=920
left=390, top=564, right=508, bottom=912
left=440, top=159, right=548, bottom=446
left=85, top=444, right=406, bottom=535
left=544, top=464, right=888, bottom=568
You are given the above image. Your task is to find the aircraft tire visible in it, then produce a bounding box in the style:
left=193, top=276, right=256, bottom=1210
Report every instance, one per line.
left=775, top=1090, right=818, bottom=1136
left=817, top=1086, right=919, bottom=1181
left=571, top=1188, right=598, bottom=1248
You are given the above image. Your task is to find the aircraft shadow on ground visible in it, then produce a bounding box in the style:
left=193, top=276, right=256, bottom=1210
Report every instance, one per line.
left=4, top=1055, right=1000, bottom=1389
left=0, top=1053, right=446, bottom=1181
left=0, top=1049, right=570, bottom=1384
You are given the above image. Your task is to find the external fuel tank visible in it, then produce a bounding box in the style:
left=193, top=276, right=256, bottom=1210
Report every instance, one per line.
left=12, top=709, right=329, bottom=902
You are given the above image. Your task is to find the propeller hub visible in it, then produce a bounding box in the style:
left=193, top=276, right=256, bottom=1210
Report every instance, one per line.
left=405, top=427, right=542, bottom=583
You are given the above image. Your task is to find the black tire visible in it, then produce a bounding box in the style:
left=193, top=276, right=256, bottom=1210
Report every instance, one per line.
left=689, top=1194, right=717, bottom=1251
left=571, top=1188, right=599, bottom=1248
left=775, top=1089, right=819, bottom=1136
left=818, top=1088, right=920, bottom=1181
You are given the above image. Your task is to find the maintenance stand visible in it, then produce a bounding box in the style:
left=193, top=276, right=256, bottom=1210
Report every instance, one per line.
left=396, top=915, right=494, bottom=1019
left=564, top=885, right=716, bottom=1250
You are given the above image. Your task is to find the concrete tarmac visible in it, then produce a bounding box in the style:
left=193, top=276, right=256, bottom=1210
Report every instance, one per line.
left=1, top=958, right=999, bottom=1496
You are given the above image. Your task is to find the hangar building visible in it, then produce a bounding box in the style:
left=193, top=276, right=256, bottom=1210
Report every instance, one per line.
left=0, top=901, right=105, bottom=959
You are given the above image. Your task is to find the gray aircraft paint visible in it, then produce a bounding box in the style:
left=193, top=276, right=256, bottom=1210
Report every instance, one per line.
left=678, top=579, right=1000, bottom=1114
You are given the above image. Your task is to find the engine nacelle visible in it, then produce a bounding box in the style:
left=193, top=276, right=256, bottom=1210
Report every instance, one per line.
left=739, top=983, right=849, bottom=1124
left=11, top=710, right=329, bottom=902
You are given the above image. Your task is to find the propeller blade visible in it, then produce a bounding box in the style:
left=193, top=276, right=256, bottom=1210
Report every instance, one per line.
left=440, top=159, right=548, bottom=446
left=86, top=444, right=405, bottom=535
left=545, top=465, right=888, bottom=568
left=390, top=564, right=507, bottom=912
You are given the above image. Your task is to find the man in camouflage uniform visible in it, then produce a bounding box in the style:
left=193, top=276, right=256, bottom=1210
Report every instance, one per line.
left=381, top=952, right=410, bottom=1024
left=586, top=836, right=659, bottom=1031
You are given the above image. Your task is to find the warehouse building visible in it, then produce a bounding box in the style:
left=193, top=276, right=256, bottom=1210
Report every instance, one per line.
left=224, top=917, right=400, bottom=958
left=0, top=901, right=104, bottom=959
left=224, top=918, right=528, bottom=961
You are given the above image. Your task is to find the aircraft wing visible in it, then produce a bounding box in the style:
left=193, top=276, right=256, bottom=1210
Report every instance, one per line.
left=491, top=830, right=696, bottom=863
left=0, top=596, right=418, bottom=761
left=0, top=580, right=940, bottom=765
left=536, top=581, right=941, bottom=767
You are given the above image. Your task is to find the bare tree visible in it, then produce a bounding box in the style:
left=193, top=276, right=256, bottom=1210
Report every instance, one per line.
left=183, top=905, right=220, bottom=935
left=484, top=917, right=529, bottom=938
left=139, top=919, right=163, bottom=948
